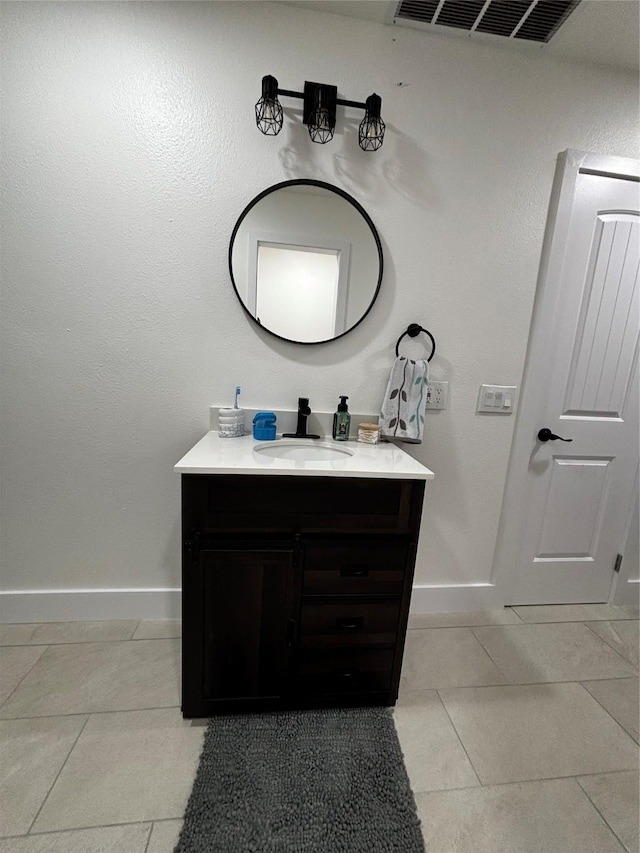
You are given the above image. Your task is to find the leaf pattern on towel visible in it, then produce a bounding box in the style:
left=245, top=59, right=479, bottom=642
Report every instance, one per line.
left=394, top=360, right=409, bottom=436
left=389, top=418, right=397, bottom=428
left=390, top=389, right=399, bottom=399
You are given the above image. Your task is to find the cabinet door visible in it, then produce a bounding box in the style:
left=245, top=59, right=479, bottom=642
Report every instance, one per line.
left=200, top=548, right=296, bottom=702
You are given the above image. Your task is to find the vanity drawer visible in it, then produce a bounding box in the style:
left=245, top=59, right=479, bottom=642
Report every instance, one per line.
left=299, top=600, right=400, bottom=647
left=302, top=541, right=407, bottom=596
left=183, top=475, right=413, bottom=533
left=294, top=648, right=394, bottom=695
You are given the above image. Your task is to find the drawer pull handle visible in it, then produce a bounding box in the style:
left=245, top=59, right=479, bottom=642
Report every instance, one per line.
left=333, top=667, right=359, bottom=678
left=340, top=564, right=369, bottom=577
left=336, top=617, right=363, bottom=631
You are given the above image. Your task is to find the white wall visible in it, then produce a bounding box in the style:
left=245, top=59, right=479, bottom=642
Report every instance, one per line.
left=1, top=1, right=638, bottom=616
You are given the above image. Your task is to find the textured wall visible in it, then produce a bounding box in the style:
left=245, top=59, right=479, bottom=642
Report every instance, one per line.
left=1, top=1, right=637, bottom=595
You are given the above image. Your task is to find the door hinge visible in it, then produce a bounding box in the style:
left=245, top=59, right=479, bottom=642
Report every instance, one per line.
left=613, top=553, right=623, bottom=574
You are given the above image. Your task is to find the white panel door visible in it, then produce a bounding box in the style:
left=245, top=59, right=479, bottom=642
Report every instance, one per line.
left=501, top=152, right=639, bottom=604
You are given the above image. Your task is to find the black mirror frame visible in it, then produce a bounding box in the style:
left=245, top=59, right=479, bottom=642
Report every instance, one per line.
left=228, top=179, right=383, bottom=345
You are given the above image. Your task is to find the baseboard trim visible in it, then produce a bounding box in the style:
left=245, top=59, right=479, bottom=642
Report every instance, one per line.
left=409, top=583, right=499, bottom=614
left=1, top=583, right=500, bottom=623
left=0, top=589, right=181, bottom=623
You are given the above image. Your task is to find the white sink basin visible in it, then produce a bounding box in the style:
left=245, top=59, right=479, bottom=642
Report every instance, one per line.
left=253, top=441, right=354, bottom=462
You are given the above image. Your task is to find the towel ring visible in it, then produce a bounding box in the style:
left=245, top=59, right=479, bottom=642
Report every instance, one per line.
left=395, top=323, right=436, bottom=361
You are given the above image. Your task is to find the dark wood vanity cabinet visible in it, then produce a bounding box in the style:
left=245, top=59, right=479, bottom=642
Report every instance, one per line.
left=181, top=473, right=425, bottom=718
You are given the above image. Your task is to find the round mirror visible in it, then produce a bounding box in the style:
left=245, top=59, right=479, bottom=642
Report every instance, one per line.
left=229, top=180, right=383, bottom=344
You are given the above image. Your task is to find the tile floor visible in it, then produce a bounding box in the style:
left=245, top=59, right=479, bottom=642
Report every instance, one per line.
left=0, top=606, right=637, bottom=852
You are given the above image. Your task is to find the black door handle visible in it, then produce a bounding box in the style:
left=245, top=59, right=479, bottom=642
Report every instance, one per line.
left=537, top=428, right=573, bottom=443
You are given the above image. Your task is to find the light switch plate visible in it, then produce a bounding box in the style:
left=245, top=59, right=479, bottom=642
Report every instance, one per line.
left=426, top=381, right=448, bottom=410
left=477, top=384, right=517, bottom=414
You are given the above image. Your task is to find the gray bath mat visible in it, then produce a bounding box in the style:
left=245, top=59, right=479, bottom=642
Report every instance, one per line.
left=175, top=706, right=425, bottom=853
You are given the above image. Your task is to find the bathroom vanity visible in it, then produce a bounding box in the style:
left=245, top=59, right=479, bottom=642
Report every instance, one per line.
left=175, top=433, right=434, bottom=718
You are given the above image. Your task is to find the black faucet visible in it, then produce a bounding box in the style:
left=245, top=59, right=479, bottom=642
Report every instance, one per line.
left=283, top=397, right=320, bottom=439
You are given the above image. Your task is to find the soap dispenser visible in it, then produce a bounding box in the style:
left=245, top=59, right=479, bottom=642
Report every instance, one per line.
left=332, top=396, right=351, bottom=441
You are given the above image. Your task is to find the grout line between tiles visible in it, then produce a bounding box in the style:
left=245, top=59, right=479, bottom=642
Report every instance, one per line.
left=0, top=819, right=154, bottom=842
left=10, top=774, right=635, bottom=843
left=506, top=606, right=526, bottom=623
left=142, top=819, right=183, bottom=853
left=0, top=645, right=50, bottom=711
left=471, top=620, right=638, bottom=681
left=0, top=704, right=182, bottom=722
left=26, top=714, right=91, bottom=835
left=142, top=821, right=153, bottom=853
left=578, top=680, right=640, bottom=745
left=506, top=613, right=639, bottom=625
left=0, top=625, right=39, bottom=645
left=434, top=689, right=483, bottom=787
left=7, top=671, right=640, bottom=722
left=584, top=621, right=640, bottom=669
left=0, top=630, right=183, bottom=648
left=573, top=776, right=630, bottom=853
left=32, top=637, right=178, bottom=649
left=2, top=667, right=639, bottom=723
left=412, top=768, right=640, bottom=796
left=580, top=675, right=640, bottom=683
left=25, top=814, right=186, bottom=838
left=467, top=627, right=514, bottom=682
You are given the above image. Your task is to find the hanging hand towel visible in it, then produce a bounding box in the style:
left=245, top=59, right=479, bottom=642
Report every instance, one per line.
left=379, top=357, right=429, bottom=443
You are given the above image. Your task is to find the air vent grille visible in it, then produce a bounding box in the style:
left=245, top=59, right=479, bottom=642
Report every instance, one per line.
left=515, top=1, right=576, bottom=41
left=437, top=0, right=486, bottom=30
left=395, top=0, right=439, bottom=23
left=476, top=2, right=532, bottom=37
left=395, top=0, right=581, bottom=43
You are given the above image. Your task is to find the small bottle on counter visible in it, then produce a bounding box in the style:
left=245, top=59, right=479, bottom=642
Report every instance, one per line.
left=332, top=396, right=351, bottom=441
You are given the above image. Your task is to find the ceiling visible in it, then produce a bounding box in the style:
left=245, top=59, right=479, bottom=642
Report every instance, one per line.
left=286, top=1, right=639, bottom=71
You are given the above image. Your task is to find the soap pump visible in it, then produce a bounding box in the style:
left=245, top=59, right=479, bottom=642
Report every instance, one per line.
left=218, top=386, right=245, bottom=438
left=332, top=396, right=351, bottom=441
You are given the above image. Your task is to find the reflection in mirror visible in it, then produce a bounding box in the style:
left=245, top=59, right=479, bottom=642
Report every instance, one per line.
left=229, top=181, right=383, bottom=344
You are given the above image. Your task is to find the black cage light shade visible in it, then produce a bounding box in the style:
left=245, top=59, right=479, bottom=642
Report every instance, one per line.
left=255, top=75, right=385, bottom=151
left=255, top=74, right=283, bottom=136
left=359, top=94, right=385, bottom=152
left=307, top=84, right=336, bottom=145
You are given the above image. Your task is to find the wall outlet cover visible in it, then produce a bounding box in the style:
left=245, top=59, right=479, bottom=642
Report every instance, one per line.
left=426, top=380, right=448, bottom=410
left=477, top=384, right=518, bottom=414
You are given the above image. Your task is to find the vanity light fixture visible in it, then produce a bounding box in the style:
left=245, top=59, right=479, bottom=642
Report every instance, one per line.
left=255, top=74, right=283, bottom=136
left=307, top=83, right=337, bottom=145
left=255, top=76, right=385, bottom=151
left=358, top=94, right=385, bottom=152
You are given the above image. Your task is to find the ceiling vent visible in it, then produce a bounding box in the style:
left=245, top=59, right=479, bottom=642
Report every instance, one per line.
left=395, top=0, right=581, bottom=43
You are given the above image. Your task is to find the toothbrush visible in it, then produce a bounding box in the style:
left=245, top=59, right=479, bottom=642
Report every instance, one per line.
left=234, top=386, right=241, bottom=409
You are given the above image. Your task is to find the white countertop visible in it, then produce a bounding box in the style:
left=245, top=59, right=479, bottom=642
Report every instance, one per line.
left=175, top=432, right=435, bottom=480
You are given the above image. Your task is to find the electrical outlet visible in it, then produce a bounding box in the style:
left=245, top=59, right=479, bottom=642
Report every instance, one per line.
left=425, top=380, right=448, bottom=410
